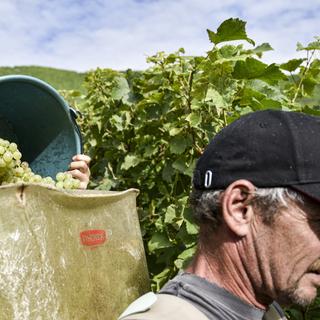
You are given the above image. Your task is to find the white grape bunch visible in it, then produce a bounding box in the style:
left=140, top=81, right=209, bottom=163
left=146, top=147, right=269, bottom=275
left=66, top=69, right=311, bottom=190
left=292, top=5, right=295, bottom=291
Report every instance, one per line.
left=0, top=138, right=80, bottom=189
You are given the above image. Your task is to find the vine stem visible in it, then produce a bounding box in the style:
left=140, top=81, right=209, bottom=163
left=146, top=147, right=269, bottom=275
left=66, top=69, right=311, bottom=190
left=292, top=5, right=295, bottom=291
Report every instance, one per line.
left=184, top=68, right=198, bottom=151
left=292, top=50, right=315, bottom=104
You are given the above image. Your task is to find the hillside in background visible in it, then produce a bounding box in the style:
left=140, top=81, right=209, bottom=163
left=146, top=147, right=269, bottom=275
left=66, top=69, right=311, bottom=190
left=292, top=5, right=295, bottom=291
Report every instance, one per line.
left=0, top=66, right=86, bottom=92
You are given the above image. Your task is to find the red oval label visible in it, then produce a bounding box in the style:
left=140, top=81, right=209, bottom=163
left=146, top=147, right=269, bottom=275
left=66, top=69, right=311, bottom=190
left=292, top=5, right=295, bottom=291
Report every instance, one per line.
left=80, top=229, right=107, bottom=247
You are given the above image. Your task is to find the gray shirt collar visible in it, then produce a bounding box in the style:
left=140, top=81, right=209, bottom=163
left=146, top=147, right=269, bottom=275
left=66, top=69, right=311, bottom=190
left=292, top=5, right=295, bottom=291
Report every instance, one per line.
left=160, top=272, right=265, bottom=320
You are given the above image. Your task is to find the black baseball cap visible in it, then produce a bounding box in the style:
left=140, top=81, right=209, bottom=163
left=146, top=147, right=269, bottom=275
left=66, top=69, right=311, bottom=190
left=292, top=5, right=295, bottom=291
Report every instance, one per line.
left=193, top=109, right=320, bottom=202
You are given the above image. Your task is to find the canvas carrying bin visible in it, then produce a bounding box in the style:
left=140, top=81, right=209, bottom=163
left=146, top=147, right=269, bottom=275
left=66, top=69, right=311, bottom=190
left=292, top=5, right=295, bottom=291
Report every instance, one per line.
left=0, top=184, right=150, bottom=320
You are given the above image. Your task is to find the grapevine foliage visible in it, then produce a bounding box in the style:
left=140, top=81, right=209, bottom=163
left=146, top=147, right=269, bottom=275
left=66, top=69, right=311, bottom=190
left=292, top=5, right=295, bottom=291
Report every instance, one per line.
left=70, top=18, right=320, bottom=319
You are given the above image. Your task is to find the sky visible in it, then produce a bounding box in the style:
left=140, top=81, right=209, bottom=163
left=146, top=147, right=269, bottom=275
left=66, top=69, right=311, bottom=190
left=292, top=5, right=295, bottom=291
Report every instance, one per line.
left=0, top=0, right=319, bottom=72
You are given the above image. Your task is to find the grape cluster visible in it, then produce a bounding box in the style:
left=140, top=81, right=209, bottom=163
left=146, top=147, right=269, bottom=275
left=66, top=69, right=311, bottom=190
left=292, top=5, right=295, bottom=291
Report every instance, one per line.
left=0, top=138, right=80, bottom=189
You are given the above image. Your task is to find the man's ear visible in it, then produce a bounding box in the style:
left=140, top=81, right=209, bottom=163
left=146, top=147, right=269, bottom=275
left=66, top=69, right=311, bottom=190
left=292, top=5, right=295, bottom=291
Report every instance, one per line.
left=221, top=180, right=256, bottom=237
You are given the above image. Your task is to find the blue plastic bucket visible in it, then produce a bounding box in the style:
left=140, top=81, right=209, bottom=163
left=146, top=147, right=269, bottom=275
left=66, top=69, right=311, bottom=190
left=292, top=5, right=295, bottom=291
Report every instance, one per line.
left=0, top=75, right=82, bottom=178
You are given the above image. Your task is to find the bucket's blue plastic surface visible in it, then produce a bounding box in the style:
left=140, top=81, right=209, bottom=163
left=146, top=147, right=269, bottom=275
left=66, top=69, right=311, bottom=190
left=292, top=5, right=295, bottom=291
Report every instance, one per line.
left=0, top=75, right=82, bottom=178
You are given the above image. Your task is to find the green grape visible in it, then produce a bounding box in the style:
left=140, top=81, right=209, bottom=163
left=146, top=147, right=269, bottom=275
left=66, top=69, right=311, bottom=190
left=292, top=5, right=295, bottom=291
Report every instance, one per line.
left=32, top=175, right=42, bottom=183
left=0, top=159, right=6, bottom=168
left=0, top=138, right=7, bottom=145
left=8, top=161, right=15, bottom=168
left=43, top=177, right=55, bottom=185
left=9, top=143, right=17, bottom=152
left=72, top=179, right=81, bottom=189
left=55, top=181, right=64, bottom=189
left=13, top=151, right=22, bottom=160
left=63, top=180, right=73, bottom=189
left=66, top=172, right=73, bottom=179
left=14, top=167, right=24, bottom=177
left=23, top=174, right=31, bottom=182
left=2, top=140, right=9, bottom=147
left=3, top=151, right=13, bottom=163
left=9, top=177, right=18, bottom=183
left=56, top=172, right=65, bottom=182
left=21, top=162, right=29, bottom=169
left=0, top=138, right=82, bottom=190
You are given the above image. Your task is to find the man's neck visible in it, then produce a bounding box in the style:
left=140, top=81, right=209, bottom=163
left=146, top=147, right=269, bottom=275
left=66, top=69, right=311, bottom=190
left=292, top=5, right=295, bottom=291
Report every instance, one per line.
left=185, top=240, right=271, bottom=310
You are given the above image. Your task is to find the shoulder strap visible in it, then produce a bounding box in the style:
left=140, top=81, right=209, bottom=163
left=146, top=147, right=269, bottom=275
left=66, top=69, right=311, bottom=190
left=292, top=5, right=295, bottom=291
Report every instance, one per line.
left=119, top=292, right=209, bottom=320
left=263, top=302, right=287, bottom=320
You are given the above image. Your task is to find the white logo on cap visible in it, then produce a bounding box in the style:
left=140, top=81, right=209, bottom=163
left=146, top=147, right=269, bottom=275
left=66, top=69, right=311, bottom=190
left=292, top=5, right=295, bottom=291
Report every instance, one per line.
left=204, top=170, right=213, bottom=188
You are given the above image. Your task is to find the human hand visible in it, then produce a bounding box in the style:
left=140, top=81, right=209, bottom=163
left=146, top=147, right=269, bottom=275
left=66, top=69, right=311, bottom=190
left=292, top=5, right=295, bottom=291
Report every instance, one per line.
left=68, top=154, right=91, bottom=190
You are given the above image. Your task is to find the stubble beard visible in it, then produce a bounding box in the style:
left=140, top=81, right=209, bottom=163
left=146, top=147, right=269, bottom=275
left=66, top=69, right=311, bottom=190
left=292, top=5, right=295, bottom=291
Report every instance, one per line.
left=276, top=276, right=318, bottom=307
left=276, top=259, right=320, bottom=307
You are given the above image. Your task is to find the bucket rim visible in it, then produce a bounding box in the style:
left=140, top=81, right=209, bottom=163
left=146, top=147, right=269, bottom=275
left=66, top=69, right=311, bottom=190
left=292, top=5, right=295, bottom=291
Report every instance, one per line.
left=0, top=74, right=70, bottom=114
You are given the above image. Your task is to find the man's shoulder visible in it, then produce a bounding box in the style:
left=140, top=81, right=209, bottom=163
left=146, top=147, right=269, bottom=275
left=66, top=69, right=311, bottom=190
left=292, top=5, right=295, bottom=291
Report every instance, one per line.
left=118, top=292, right=209, bottom=320
left=118, top=292, right=157, bottom=319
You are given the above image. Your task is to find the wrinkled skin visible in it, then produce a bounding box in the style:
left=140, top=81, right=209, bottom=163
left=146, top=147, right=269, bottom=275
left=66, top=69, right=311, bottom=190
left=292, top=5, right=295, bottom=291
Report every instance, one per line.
left=187, top=180, right=320, bottom=309
left=266, top=196, right=320, bottom=307
left=246, top=198, right=320, bottom=307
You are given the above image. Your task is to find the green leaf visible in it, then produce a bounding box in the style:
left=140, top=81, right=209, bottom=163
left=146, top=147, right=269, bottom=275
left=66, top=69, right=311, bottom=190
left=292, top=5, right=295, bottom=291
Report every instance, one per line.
left=170, top=136, right=188, bottom=154
left=172, top=159, right=188, bottom=173
left=239, top=87, right=266, bottom=106
left=207, top=18, right=255, bottom=46
left=247, top=80, right=287, bottom=102
left=259, top=98, right=282, bottom=109
left=148, top=232, right=172, bottom=252
left=252, top=43, right=273, bottom=55
left=297, top=38, right=320, bottom=51
left=205, top=87, right=228, bottom=110
left=284, top=308, right=304, bottom=320
left=143, top=144, right=158, bottom=157
left=120, top=155, right=141, bottom=170
left=233, top=58, right=286, bottom=85
left=280, top=59, right=306, bottom=72
left=162, top=164, right=175, bottom=182
left=165, top=205, right=176, bottom=225
left=152, top=267, right=171, bottom=291
left=111, top=76, right=130, bottom=101
left=185, top=159, right=196, bottom=177
left=185, top=113, right=201, bottom=127
left=174, top=246, right=197, bottom=269
left=238, top=106, right=254, bottom=116
left=218, top=45, right=242, bottom=58
left=176, top=223, right=197, bottom=247
left=169, top=127, right=183, bottom=136
left=310, top=58, right=320, bottom=70
left=233, top=58, right=265, bottom=78
left=186, top=220, right=199, bottom=235
left=178, top=196, right=189, bottom=207
left=302, top=77, right=319, bottom=95
left=302, top=106, right=320, bottom=117
left=110, top=114, right=123, bottom=131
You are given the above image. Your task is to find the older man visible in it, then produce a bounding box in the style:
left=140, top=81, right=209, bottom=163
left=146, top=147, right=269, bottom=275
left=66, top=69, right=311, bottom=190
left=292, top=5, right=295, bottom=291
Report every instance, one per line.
left=119, top=109, right=320, bottom=320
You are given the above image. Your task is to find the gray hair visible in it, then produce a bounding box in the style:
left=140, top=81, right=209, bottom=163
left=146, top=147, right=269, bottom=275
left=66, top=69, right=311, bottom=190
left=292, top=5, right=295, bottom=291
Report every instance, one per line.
left=189, top=187, right=304, bottom=229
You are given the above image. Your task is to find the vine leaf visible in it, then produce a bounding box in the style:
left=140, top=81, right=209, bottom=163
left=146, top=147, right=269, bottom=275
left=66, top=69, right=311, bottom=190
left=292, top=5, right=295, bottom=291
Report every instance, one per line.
left=297, top=38, right=320, bottom=51
left=280, top=59, right=306, bottom=72
left=207, top=18, right=255, bottom=46
left=233, top=58, right=286, bottom=84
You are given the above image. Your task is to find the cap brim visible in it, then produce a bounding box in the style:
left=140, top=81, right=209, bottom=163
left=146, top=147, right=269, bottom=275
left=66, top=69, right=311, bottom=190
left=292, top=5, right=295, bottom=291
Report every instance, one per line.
left=290, top=184, right=320, bottom=204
